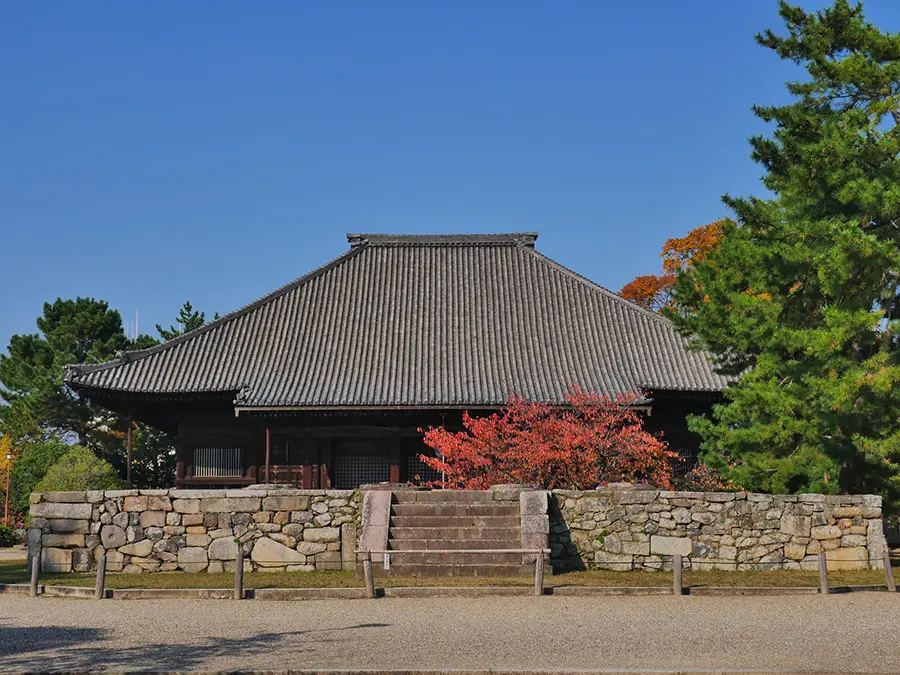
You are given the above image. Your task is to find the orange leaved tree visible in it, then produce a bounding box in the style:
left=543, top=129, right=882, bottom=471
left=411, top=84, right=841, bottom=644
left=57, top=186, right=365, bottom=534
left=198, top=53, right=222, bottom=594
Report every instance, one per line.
left=419, top=388, right=676, bottom=490
left=620, top=220, right=727, bottom=312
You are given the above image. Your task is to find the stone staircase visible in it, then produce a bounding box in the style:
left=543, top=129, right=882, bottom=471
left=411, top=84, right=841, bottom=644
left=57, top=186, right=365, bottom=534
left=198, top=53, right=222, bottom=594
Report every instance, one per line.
left=382, top=490, right=530, bottom=576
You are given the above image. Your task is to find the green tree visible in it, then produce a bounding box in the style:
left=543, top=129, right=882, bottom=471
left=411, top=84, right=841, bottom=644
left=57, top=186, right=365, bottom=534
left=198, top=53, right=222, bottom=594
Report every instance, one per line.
left=36, top=445, right=123, bottom=492
left=8, top=440, right=70, bottom=515
left=156, top=301, right=217, bottom=340
left=670, top=1, right=900, bottom=505
left=0, top=298, right=131, bottom=457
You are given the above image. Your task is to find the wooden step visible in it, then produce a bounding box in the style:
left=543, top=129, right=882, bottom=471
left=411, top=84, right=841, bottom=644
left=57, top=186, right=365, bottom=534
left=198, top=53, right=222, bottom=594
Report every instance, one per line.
left=391, top=503, right=519, bottom=517
left=390, top=515, right=518, bottom=528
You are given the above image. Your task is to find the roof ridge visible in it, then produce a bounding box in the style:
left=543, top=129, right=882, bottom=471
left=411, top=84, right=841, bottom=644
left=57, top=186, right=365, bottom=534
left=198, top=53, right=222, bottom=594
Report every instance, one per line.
left=347, top=233, right=538, bottom=248
left=522, top=247, right=675, bottom=326
left=64, top=244, right=370, bottom=381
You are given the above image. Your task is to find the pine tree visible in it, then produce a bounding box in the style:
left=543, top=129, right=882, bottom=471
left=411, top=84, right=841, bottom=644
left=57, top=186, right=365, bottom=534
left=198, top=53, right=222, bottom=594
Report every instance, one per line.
left=156, top=301, right=216, bottom=340
left=671, top=1, right=900, bottom=505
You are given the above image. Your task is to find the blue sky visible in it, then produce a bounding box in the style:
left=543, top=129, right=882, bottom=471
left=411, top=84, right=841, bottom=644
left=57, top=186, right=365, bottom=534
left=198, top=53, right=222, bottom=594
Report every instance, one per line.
left=2, top=1, right=899, bottom=350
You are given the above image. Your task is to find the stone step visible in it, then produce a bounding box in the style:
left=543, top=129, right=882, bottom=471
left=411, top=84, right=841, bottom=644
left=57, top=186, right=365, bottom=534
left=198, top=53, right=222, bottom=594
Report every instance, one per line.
left=392, top=491, right=495, bottom=504
left=391, top=503, right=519, bottom=517
left=388, top=526, right=520, bottom=541
left=390, top=515, right=518, bottom=528
left=373, top=563, right=533, bottom=577
left=381, top=552, right=524, bottom=565
left=388, top=538, right=523, bottom=551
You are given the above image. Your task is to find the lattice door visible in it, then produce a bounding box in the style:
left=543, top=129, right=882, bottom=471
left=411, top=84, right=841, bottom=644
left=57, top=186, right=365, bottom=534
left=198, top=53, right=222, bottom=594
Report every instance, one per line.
left=333, top=454, right=390, bottom=489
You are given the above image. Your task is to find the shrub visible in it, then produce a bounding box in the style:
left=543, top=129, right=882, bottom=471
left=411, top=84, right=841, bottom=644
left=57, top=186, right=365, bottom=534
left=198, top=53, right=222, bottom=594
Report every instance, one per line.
left=36, top=446, right=124, bottom=493
left=420, top=388, right=676, bottom=489
left=8, top=440, right=71, bottom=516
left=0, top=525, right=19, bottom=548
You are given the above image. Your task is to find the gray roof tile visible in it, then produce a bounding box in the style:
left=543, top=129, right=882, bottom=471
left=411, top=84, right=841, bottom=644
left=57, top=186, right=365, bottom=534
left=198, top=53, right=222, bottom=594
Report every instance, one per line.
left=65, top=233, right=729, bottom=406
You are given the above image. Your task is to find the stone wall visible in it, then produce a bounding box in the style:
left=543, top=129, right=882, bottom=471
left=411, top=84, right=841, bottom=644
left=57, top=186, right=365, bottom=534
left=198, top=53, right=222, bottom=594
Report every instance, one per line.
left=28, top=488, right=360, bottom=574
left=550, top=489, right=884, bottom=572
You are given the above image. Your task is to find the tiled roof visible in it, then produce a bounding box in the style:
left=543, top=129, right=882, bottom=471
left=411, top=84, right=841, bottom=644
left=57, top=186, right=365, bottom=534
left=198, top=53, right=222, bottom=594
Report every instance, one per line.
left=65, top=233, right=729, bottom=407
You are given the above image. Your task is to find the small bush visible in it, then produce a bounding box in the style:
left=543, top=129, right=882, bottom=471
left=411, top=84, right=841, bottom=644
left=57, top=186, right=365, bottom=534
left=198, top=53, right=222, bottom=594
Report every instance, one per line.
left=0, top=526, right=18, bottom=548
left=8, top=440, right=71, bottom=516
left=36, top=446, right=124, bottom=493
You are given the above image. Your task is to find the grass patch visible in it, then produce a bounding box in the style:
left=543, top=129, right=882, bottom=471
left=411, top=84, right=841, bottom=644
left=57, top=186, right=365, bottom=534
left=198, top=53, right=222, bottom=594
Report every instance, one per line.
left=1, top=559, right=894, bottom=590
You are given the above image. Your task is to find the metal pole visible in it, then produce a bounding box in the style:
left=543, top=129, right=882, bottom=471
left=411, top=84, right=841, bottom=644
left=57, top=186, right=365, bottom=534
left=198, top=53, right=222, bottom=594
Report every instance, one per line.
left=235, top=546, right=244, bottom=600
left=94, top=554, right=107, bottom=600
left=533, top=552, right=544, bottom=596
left=818, top=551, right=829, bottom=595
left=30, top=555, right=40, bottom=597
left=884, top=547, right=896, bottom=593
left=363, top=551, right=376, bottom=599
left=673, top=554, right=683, bottom=596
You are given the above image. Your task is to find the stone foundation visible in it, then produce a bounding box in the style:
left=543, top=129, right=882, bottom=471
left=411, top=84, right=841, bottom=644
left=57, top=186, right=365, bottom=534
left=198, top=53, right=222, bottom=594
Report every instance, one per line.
left=29, top=486, right=885, bottom=575
left=550, top=490, right=885, bottom=572
left=29, top=488, right=359, bottom=574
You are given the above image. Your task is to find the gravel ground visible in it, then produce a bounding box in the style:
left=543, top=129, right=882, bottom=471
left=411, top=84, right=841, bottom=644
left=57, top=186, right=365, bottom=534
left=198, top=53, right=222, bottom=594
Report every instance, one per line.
left=0, top=593, right=898, bottom=673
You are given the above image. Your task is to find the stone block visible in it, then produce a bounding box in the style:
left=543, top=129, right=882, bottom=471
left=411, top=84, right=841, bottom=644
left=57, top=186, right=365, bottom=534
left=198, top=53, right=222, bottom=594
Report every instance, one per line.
left=181, top=513, right=203, bottom=526
left=784, top=543, right=807, bottom=561
left=841, top=534, right=867, bottom=548
left=650, top=535, right=691, bottom=556
left=209, top=536, right=239, bottom=560
left=778, top=515, right=812, bottom=537
left=811, top=525, right=842, bottom=540
left=177, top=546, right=209, bottom=571
left=290, top=511, right=313, bottom=524
left=825, top=546, right=868, bottom=571
left=119, top=539, right=154, bottom=557
left=251, top=536, right=305, bottom=566
left=297, top=541, right=327, bottom=555
left=521, top=514, right=549, bottom=534
left=592, top=550, right=633, bottom=570
left=48, top=519, right=90, bottom=534
left=43, top=492, right=87, bottom=503
left=100, top=524, right=127, bottom=548
left=615, top=490, right=659, bottom=505
left=123, top=496, right=148, bottom=512
left=186, top=534, right=211, bottom=547
left=30, top=502, right=93, bottom=520
left=173, top=499, right=201, bottom=514
left=303, top=527, right=340, bottom=543
left=41, top=547, right=72, bottom=573
left=41, top=533, right=85, bottom=548
left=209, top=528, right=232, bottom=539
left=262, top=496, right=310, bottom=512
left=139, top=511, right=166, bottom=528
left=200, top=497, right=261, bottom=513
left=148, top=496, right=173, bottom=512
left=72, top=548, right=93, bottom=572
left=86, top=491, right=105, bottom=503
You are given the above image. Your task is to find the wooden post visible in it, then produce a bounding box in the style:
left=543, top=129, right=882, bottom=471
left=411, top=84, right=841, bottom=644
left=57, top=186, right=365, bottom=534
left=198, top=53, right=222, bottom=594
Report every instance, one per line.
left=533, top=552, right=544, bottom=596
left=818, top=551, right=829, bottom=595
left=235, top=546, right=244, bottom=600
left=265, top=427, right=271, bottom=485
left=388, top=431, right=400, bottom=484
left=126, top=416, right=133, bottom=486
left=673, top=554, right=683, bottom=596
left=363, top=551, right=376, bottom=599
left=884, top=547, right=896, bottom=593
left=94, top=554, right=107, bottom=600
left=30, top=555, right=40, bottom=597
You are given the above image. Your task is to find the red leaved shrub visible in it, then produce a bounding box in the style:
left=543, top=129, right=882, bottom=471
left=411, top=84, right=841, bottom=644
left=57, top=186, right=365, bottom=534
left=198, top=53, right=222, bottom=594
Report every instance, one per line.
left=419, top=388, right=677, bottom=490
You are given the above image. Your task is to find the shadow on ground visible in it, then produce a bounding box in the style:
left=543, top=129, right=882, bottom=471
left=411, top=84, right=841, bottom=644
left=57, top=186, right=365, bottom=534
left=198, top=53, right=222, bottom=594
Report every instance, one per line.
left=0, top=620, right=390, bottom=671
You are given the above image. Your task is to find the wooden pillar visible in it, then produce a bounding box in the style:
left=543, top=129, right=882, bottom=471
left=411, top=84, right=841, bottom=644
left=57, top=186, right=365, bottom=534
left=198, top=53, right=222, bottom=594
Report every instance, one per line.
left=389, top=429, right=400, bottom=484
left=265, top=426, right=271, bottom=484
left=320, top=437, right=332, bottom=489
left=302, top=432, right=314, bottom=489
left=175, top=441, right=186, bottom=484
left=126, top=414, right=133, bottom=486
